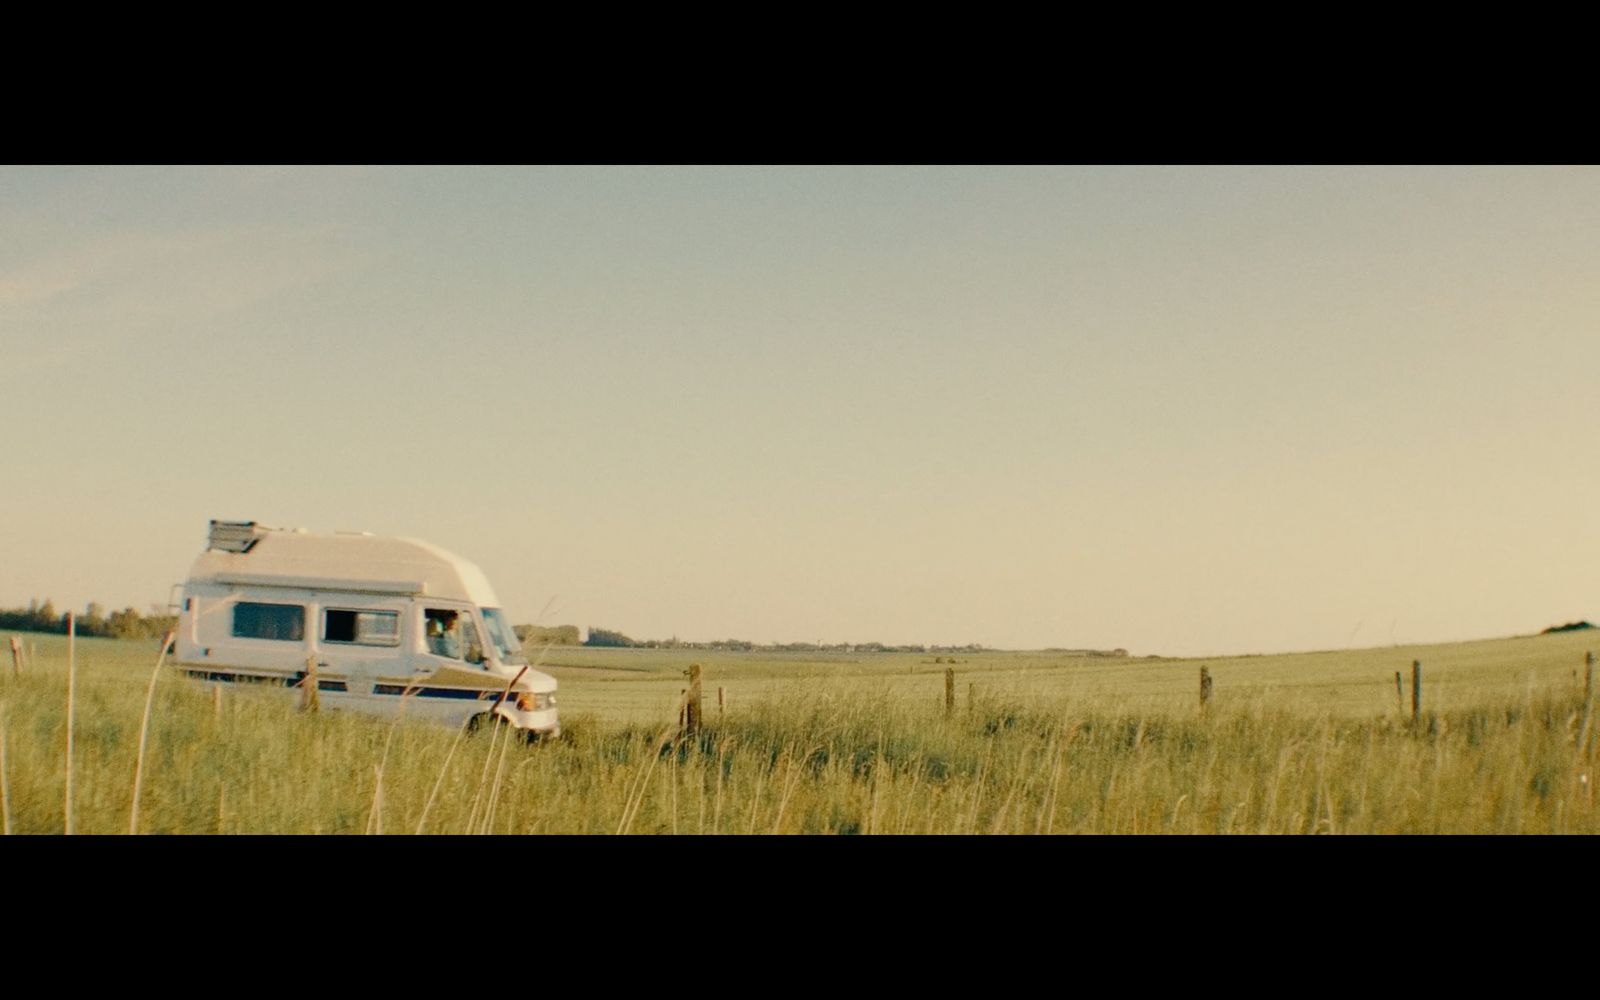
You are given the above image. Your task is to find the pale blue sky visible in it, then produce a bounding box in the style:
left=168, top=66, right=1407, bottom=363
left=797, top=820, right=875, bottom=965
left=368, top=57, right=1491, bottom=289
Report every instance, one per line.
left=2, top=166, right=1595, bottom=655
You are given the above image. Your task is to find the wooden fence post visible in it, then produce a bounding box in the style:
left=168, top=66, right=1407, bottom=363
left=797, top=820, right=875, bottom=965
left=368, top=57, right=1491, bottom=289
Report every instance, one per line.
left=1411, top=660, right=1422, bottom=725
left=1199, top=666, right=1213, bottom=712
left=302, top=655, right=320, bottom=712
left=1394, top=671, right=1404, bottom=715
left=944, top=667, right=955, bottom=716
left=718, top=685, right=726, bottom=718
left=8, top=637, right=19, bottom=678
left=685, top=663, right=703, bottom=735
left=968, top=682, right=975, bottom=713
left=1586, top=651, right=1593, bottom=707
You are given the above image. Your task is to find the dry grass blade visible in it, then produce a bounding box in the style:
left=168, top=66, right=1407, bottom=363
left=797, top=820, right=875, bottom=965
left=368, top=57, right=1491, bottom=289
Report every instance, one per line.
left=481, top=723, right=516, bottom=834
left=712, top=741, right=727, bottom=834
left=616, top=688, right=693, bottom=835
left=465, top=715, right=507, bottom=833
left=745, top=755, right=770, bottom=835
left=0, top=708, right=10, bottom=835
left=867, top=734, right=888, bottom=835
left=987, top=748, right=1029, bottom=835
left=1037, top=727, right=1072, bottom=835
left=367, top=764, right=384, bottom=834
left=374, top=682, right=420, bottom=787
left=64, top=612, right=75, bottom=835
left=618, top=721, right=682, bottom=835
left=1576, top=665, right=1594, bottom=756
left=771, top=740, right=823, bottom=834
left=129, top=630, right=175, bottom=835
left=416, top=719, right=469, bottom=835
left=463, top=662, right=538, bottom=834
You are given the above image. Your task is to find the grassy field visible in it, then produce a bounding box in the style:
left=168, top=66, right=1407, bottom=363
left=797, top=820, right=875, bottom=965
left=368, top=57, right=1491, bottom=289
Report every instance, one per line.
left=0, top=628, right=1595, bottom=834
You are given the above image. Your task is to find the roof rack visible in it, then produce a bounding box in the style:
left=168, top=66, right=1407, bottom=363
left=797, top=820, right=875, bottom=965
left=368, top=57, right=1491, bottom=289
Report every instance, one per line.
left=208, top=520, right=268, bottom=554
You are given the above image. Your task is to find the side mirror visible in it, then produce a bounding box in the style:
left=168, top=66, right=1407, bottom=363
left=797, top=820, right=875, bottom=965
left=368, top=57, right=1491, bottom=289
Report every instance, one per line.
left=467, top=642, right=486, bottom=665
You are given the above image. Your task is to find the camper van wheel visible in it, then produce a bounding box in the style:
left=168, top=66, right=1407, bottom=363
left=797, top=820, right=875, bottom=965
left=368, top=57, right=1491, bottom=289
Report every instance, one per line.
left=466, top=712, right=514, bottom=737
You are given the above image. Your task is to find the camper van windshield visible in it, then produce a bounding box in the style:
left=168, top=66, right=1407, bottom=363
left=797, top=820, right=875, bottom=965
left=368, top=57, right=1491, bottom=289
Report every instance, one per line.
left=480, top=608, right=526, bottom=665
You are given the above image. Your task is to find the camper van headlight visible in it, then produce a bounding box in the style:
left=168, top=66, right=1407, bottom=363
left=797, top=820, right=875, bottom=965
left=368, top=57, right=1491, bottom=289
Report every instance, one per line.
left=516, top=692, right=555, bottom=711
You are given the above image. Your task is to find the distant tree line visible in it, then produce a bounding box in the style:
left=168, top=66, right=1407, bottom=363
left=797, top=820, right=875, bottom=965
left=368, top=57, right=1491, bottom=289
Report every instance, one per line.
left=1041, top=647, right=1130, bottom=658
left=512, top=624, right=582, bottom=646
left=0, top=598, right=178, bottom=640
left=1542, top=621, right=1594, bottom=634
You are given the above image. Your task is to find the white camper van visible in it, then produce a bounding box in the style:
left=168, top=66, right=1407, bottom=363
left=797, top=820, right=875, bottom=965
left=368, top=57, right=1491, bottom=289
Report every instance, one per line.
left=173, top=520, right=560, bottom=737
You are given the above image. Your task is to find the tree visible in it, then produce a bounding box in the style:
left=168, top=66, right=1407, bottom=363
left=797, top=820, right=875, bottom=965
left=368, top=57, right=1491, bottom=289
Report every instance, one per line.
left=514, top=624, right=581, bottom=646
left=585, top=627, right=638, bottom=648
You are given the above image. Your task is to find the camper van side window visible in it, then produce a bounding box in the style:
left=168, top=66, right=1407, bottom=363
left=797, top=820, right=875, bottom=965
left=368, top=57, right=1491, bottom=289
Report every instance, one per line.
left=232, top=602, right=306, bottom=641
left=323, top=609, right=401, bottom=647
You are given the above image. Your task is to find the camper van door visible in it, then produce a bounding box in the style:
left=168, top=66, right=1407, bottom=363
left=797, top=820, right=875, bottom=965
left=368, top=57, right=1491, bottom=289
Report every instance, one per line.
left=420, top=604, right=490, bottom=670
left=314, top=594, right=410, bottom=693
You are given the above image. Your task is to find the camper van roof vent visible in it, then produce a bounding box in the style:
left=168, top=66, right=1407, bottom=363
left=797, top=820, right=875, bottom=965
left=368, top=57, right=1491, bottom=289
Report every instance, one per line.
left=208, top=520, right=267, bottom=554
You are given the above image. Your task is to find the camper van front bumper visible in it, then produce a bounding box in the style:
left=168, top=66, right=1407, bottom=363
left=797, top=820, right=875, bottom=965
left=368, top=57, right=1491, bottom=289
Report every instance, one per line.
left=496, top=705, right=561, bottom=737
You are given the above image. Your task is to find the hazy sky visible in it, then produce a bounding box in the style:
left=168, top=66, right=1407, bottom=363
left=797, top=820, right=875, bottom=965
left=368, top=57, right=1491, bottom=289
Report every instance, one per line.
left=2, top=166, right=1595, bottom=656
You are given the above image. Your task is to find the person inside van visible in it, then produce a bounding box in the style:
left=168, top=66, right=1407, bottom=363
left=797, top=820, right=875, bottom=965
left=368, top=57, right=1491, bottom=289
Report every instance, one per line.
left=425, top=610, right=461, bottom=658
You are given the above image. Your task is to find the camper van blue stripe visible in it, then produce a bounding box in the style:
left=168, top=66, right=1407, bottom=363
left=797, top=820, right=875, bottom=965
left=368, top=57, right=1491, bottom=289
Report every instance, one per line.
left=182, top=667, right=502, bottom=700
left=182, top=668, right=289, bottom=686
left=181, top=668, right=347, bottom=692
left=372, top=683, right=499, bottom=700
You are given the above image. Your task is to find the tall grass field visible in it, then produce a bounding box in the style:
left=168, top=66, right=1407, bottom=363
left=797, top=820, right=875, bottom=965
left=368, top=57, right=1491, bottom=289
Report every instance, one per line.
left=0, top=629, right=1595, bottom=833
